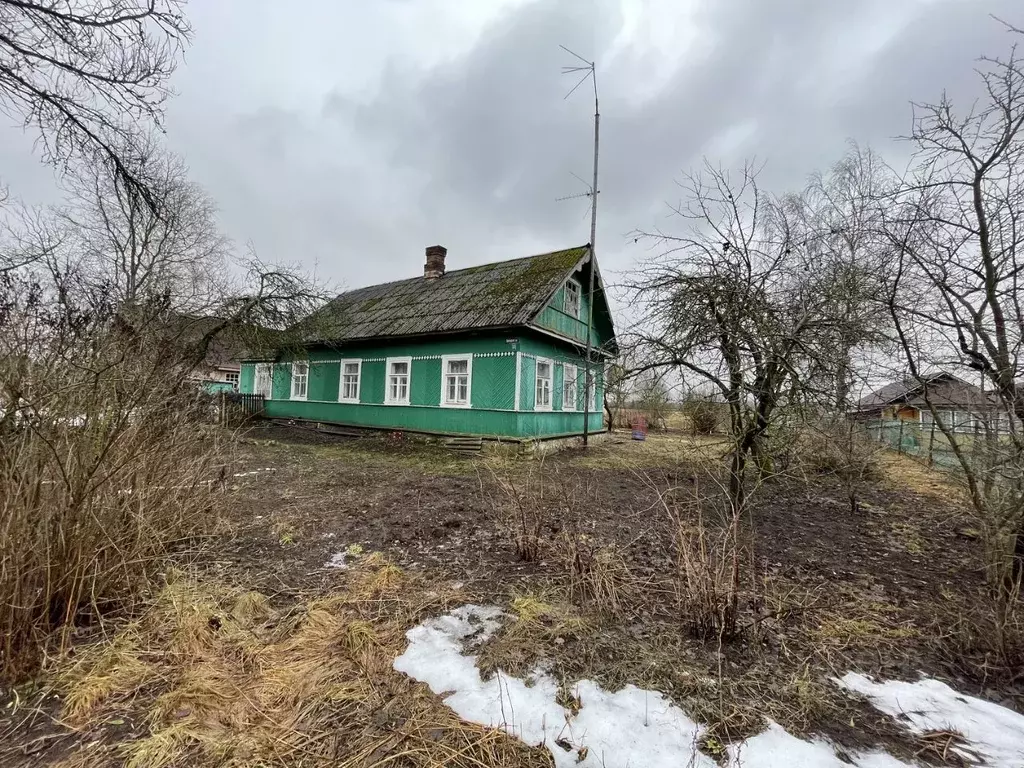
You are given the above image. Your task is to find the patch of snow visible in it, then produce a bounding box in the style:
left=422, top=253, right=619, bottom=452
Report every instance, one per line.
left=726, top=722, right=913, bottom=768
left=325, top=552, right=350, bottom=569
left=395, top=606, right=1024, bottom=768
left=232, top=467, right=277, bottom=478
left=570, top=681, right=711, bottom=768
left=394, top=605, right=712, bottom=767
left=839, top=672, right=1024, bottom=768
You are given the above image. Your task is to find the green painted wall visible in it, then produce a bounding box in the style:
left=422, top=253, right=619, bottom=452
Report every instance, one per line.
left=531, top=264, right=614, bottom=350
left=240, top=365, right=254, bottom=393
left=519, top=355, right=535, bottom=411
left=240, top=330, right=603, bottom=439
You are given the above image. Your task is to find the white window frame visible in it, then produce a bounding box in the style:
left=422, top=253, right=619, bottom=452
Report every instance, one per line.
left=338, top=359, right=361, bottom=403
left=564, top=278, right=582, bottom=319
left=440, top=354, right=473, bottom=408
left=535, top=357, right=553, bottom=411
left=290, top=360, right=309, bottom=401
left=385, top=356, right=412, bottom=405
left=562, top=363, right=577, bottom=411
left=585, top=369, right=597, bottom=413
left=225, top=371, right=240, bottom=389
left=254, top=363, right=273, bottom=399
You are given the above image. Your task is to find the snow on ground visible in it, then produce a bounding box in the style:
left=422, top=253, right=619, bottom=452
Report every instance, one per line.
left=393, top=605, right=1021, bottom=768
left=840, top=672, right=1024, bottom=768
left=725, top=722, right=912, bottom=768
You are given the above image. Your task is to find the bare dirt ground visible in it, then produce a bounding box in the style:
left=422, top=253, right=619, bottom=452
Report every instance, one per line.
left=2, top=422, right=1020, bottom=767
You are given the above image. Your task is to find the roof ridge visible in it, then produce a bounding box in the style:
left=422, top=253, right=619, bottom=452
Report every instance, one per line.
left=328, top=244, right=590, bottom=300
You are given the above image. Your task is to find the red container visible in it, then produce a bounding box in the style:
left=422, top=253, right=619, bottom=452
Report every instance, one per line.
left=631, top=416, right=648, bottom=441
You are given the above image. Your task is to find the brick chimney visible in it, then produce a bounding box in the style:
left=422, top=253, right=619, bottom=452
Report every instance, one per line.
left=424, top=245, right=447, bottom=279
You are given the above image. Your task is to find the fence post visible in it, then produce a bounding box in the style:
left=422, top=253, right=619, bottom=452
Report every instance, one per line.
left=898, top=419, right=904, bottom=454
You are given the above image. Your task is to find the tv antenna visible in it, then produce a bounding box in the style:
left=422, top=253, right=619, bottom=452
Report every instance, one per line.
left=559, top=45, right=600, bottom=447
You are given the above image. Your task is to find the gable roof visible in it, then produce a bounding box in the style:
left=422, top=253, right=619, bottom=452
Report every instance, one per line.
left=305, top=245, right=594, bottom=344
left=856, top=372, right=990, bottom=410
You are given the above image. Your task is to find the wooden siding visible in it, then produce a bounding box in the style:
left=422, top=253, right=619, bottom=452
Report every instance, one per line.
left=241, top=330, right=603, bottom=439
left=531, top=267, right=607, bottom=348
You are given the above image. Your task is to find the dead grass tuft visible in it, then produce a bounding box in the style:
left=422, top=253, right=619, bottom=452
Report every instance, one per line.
left=49, top=559, right=552, bottom=768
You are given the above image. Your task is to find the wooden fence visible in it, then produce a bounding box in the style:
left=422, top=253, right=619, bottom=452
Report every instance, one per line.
left=217, top=392, right=265, bottom=427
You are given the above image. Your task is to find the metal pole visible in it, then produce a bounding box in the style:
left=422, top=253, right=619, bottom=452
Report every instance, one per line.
left=582, top=74, right=599, bottom=447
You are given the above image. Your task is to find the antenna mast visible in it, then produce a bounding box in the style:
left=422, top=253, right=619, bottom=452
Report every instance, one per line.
left=560, top=45, right=600, bottom=447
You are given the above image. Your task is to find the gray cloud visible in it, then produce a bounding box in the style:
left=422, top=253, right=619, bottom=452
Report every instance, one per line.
left=3, top=0, right=1023, bottom=309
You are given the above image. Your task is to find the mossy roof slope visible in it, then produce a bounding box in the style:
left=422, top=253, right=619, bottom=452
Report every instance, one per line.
left=307, top=245, right=590, bottom=342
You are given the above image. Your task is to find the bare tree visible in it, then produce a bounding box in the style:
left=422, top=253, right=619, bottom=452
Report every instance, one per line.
left=628, top=161, right=864, bottom=512
left=59, top=137, right=230, bottom=312
left=788, top=143, right=895, bottom=409
left=882, top=28, right=1024, bottom=641
left=0, top=0, right=190, bottom=204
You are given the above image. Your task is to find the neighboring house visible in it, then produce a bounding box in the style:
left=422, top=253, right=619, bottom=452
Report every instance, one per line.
left=178, top=316, right=246, bottom=393
left=853, top=372, right=1007, bottom=432
left=239, top=244, right=617, bottom=440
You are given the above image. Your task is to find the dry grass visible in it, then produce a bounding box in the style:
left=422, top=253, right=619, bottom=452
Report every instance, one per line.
left=571, top=432, right=731, bottom=470
left=47, top=558, right=552, bottom=768
left=876, top=452, right=963, bottom=500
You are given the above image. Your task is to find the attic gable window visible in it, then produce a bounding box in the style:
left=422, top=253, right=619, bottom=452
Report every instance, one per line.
left=386, top=357, right=411, bottom=405
left=441, top=355, right=472, bottom=408
left=535, top=358, right=552, bottom=411
left=339, top=359, right=361, bottom=403
left=290, top=361, right=309, bottom=401
left=564, top=279, right=581, bottom=318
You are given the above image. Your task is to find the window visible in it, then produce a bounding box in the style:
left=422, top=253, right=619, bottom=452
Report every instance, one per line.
left=225, top=371, right=240, bottom=390
left=254, top=364, right=273, bottom=399
left=386, top=357, right=411, bottom=405
left=339, top=359, right=361, bottom=403
left=564, top=279, right=581, bottom=318
left=441, top=355, right=472, bottom=407
left=290, top=361, right=309, bottom=400
left=585, top=370, right=597, bottom=412
left=953, top=410, right=978, bottom=432
left=535, top=358, right=552, bottom=410
left=562, top=363, right=577, bottom=411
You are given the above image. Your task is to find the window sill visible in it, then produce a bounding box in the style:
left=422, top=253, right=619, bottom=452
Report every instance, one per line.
left=338, top=397, right=360, bottom=404
left=441, top=402, right=472, bottom=409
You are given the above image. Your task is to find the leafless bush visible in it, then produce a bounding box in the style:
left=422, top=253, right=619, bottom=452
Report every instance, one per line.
left=667, top=492, right=749, bottom=641
left=486, top=457, right=552, bottom=562
left=552, top=519, right=634, bottom=617
left=0, top=305, right=222, bottom=678
left=684, top=396, right=720, bottom=435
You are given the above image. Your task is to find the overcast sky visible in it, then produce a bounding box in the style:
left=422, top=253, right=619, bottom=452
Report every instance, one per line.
left=2, top=0, right=1022, bottom=306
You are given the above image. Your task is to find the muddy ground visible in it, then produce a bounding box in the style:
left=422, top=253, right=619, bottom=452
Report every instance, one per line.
left=2, top=422, right=1020, bottom=766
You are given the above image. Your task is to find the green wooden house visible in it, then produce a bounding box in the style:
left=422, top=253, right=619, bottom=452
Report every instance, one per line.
left=238, top=244, right=617, bottom=440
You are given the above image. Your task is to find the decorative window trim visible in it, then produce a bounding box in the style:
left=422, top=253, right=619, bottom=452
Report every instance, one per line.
left=535, top=357, right=553, bottom=411
left=564, top=278, right=582, bottom=318
left=290, top=361, right=309, bottom=401
left=580, top=367, right=596, bottom=413
left=385, top=356, right=412, bottom=405
left=562, top=363, right=577, bottom=411
left=514, top=351, right=522, bottom=412
left=339, top=359, right=361, bottom=403
left=254, top=363, right=273, bottom=399
left=440, top=354, right=473, bottom=409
